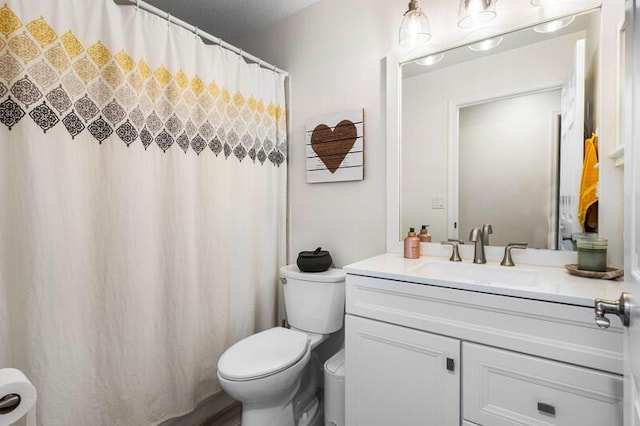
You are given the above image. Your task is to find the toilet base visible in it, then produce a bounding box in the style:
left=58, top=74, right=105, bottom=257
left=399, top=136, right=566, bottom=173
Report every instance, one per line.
left=240, top=379, right=299, bottom=426
left=239, top=353, right=324, bottom=426
left=241, top=394, right=323, bottom=426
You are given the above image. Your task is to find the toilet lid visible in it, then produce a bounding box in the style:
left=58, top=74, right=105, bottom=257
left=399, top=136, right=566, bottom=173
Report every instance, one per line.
left=217, top=327, right=309, bottom=381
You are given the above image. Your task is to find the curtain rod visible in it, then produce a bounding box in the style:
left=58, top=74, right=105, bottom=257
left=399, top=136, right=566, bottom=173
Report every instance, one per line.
left=117, top=0, right=288, bottom=76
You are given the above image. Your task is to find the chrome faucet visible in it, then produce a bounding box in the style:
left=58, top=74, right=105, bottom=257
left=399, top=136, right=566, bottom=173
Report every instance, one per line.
left=469, top=227, right=487, bottom=264
left=482, top=224, right=493, bottom=246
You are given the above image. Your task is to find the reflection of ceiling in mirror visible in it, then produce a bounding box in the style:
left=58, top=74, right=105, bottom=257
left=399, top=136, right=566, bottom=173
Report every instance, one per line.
left=402, top=9, right=600, bottom=79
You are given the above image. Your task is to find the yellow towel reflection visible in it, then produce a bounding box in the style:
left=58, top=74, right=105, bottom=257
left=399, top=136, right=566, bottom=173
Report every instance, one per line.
left=578, top=133, right=599, bottom=231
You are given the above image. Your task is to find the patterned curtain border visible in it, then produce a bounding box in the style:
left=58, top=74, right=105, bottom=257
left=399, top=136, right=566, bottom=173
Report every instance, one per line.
left=0, top=3, right=287, bottom=166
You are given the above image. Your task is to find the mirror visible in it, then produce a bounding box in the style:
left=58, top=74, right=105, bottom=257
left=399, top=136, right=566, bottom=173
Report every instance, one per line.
left=400, top=9, right=601, bottom=250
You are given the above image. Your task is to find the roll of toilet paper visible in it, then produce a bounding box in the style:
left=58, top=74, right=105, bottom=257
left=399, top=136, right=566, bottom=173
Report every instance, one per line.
left=0, top=368, right=36, bottom=426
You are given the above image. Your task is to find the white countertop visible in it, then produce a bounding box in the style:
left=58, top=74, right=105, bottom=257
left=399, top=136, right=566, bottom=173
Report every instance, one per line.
left=343, top=252, right=624, bottom=307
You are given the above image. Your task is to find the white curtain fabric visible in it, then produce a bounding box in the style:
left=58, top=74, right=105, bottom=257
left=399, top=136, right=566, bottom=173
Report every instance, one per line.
left=0, top=1, right=287, bottom=424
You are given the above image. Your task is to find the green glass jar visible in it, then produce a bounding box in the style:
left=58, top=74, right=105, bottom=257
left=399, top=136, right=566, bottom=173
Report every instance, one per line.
left=571, top=232, right=598, bottom=251
left=577, top=237, right=608, bottom=272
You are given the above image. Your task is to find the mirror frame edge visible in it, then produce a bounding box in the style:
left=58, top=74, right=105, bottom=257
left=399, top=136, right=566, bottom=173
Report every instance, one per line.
left=386, top=51, right=402, bottom=252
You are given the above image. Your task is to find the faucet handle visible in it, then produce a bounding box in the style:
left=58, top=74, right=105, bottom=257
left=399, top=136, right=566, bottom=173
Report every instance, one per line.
left=500, top=243, right=528, bottom=267
left=441, top=239, right=463, bottom=262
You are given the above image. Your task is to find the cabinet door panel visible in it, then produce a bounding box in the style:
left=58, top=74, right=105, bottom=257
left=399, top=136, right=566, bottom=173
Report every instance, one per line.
left=463, top=342, right=623, bottom=426
left=345, top=315, right=460, bottom=426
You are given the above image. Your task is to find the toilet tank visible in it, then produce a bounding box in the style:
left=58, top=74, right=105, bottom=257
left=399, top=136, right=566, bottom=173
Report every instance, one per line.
left=280, top=265, right=345, bottom=334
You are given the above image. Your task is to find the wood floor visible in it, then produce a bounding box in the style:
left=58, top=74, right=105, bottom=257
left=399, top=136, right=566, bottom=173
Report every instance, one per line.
left=199, top=401, right=242, bottom=426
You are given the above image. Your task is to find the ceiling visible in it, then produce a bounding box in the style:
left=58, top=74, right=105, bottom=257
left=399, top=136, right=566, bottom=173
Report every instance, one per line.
left=144, top=0, right=322, bottom=41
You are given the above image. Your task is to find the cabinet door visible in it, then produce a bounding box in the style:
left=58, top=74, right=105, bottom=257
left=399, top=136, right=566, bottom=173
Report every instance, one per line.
left=463, top=342, right=623, bottom=426
left=345, top=315, right=460, bottom=426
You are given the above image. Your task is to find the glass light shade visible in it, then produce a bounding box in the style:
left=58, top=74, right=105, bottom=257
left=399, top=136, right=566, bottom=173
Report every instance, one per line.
left=415, top=52, right=445, bottom=66
left=458, top=0, right=497, bottom=29
left=533, top=16, right=575, bottom=33
left=468, top=36, right=503, bottom=51
left=399, top=1, right=432, bottom=48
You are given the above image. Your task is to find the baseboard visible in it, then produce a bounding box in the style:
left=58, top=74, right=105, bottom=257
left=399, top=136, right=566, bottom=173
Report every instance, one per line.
left=160, top=391, right=237, bottom=426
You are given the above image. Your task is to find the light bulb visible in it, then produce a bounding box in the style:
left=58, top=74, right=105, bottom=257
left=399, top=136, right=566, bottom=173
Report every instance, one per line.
left=468, top=36, right=503, bottom=51
left=531, top=0, right=565, bottom=6
left=415, top=53, right=445, bottom=66
left=533, top=16, right=575, bottom=33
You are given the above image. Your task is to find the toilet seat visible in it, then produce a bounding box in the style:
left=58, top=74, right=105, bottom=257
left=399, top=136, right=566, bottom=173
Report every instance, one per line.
left=218, top=327, right=309, bottom=381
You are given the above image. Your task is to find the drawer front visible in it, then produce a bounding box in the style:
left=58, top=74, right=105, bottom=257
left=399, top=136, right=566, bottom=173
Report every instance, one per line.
left=463, top=342, right=623, bottom=426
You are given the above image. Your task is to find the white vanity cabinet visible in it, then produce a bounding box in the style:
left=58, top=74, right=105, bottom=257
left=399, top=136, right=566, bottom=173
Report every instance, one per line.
left=344, top=258, right=624, bottom=426
left=346, top=315, right=460, bottom=426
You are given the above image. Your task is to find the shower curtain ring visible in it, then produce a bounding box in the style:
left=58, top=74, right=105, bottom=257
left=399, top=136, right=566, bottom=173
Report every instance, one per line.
left=167, top=13, right=171, bottom=26
left=194, top=27, right=199, bottom=38
left=136, top=0, right=140, bottom=12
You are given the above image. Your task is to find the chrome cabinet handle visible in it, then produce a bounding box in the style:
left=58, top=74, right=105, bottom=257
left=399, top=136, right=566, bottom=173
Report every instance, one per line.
left=594, top=292, right=630, bottom=329
left=0, top=393, right=21, bottom=414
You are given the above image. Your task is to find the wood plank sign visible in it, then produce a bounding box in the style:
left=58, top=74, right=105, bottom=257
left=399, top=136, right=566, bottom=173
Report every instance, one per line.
left=305, top=109, right=364, bottom=183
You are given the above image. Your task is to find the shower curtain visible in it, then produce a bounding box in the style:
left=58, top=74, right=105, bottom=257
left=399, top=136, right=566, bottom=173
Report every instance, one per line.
left=0, top=1, right=287, bottom=424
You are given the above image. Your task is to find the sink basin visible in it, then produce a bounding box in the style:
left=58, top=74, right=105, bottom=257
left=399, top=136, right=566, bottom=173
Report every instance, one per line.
left=410, top=260, right=538, bottom=286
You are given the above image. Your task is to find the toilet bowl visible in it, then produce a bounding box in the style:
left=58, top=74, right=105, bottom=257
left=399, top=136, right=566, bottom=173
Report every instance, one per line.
left=217, top=265, right=345, bottom=426
left=218, top=327, right=312, bottom=426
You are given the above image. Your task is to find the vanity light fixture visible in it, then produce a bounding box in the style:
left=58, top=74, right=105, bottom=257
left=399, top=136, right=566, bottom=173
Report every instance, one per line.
left=399, top=0, right=432, bottom=48
left=468, top=36, right=503, bottom=51
left=457, top=0, right=497, bottom=29
left=415, top=52, right=445, bottom=66
left=533, top=16, right=575, bottom=33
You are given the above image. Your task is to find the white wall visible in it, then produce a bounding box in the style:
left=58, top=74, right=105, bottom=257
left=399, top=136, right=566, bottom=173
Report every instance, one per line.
left=235, top=0, right=399, bottom=267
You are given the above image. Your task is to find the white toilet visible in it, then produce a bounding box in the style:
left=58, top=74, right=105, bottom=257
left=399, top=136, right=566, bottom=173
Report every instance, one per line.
left=217, top=265, right=346, bottom=426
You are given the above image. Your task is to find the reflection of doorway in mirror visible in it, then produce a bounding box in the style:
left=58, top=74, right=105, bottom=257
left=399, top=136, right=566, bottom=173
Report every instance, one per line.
left=457, top=90, right=562, bottom=250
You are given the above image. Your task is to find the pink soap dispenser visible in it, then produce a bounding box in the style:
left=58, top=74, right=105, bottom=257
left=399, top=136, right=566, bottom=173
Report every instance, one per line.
left=418, top=225, right=432, bottom=243
left=404, top=228, right=420, bottom=259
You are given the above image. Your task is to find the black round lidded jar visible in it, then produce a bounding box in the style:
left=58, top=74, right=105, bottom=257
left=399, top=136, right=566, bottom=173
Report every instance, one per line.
left=296, top=247, right=333, bottom=272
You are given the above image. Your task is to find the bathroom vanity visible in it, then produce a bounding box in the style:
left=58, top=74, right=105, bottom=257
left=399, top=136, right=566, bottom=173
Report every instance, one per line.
left=344, top=253, right=624, bottom=426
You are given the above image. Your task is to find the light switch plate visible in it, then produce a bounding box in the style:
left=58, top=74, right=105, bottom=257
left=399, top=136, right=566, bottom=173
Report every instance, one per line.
left=432, top=197, right=446, bottom=209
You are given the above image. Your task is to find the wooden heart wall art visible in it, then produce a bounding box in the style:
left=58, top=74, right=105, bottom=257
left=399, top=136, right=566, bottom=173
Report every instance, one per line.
left=311, top=120, right=357, bottom=173
left=305, top=109, right=364, bottom=183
